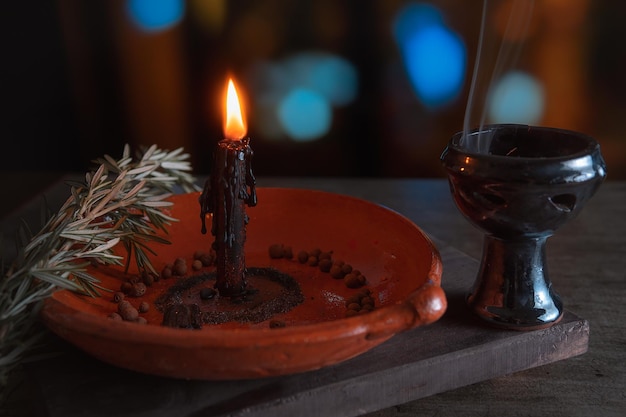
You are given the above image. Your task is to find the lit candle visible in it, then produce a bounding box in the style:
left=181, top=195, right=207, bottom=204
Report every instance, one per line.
left=199, top=78, right=257, bottom=297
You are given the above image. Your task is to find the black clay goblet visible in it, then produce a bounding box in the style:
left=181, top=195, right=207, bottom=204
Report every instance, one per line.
left=440, top=124, right=606, bottom=330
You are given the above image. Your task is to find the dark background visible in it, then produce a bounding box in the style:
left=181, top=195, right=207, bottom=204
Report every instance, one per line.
left=3, top=0, right=625, bottom=179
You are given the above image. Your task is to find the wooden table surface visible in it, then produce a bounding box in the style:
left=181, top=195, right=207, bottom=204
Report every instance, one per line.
left=1, top=174, right=624, bottom=416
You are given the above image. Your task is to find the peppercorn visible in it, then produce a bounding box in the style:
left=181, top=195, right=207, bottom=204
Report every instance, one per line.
left=141, top=271, right=155, bottom=286
left=306, top=255, right=319, bottom=267
left=347, top=302, right=361, bottom=311
left=330, top=265, right=345, bottom=279
left=161, top=265, right=173, bottom=279
left=344, top=273, right=363, bottom=288
left=108, top=312, right=123, bottom=321
left=117, top=300, right=132, bottom=313
left=172, top=258, right=187, bottom=276
left=341, top=264, right=353, bottom=275
left=319, top=258, right=332, bottom=273
left=346, top=295, right=361, bottom=306
left=192, top=251, right=215, bottom=268
left=269, top=244, right=285, bottom=259
left=297, top=250, right=309, bottom=264
left=192, top=259, right=203, bottom=271
left=120, top=281, right=133, bottom=294
left=112, top=291, right=125, bottom=303
left=130, top=282, right=147, bottom=297
left=199, top=253, right=214, bottom=266
left=119, top=305, right=139, bottom=321
left=136, top=317, right=148, bottom=325
left=361, top=304, right=374, bottom=312
left=138, top=301, right=150, bottom=313
left=360, top=296, right=374, bottom=307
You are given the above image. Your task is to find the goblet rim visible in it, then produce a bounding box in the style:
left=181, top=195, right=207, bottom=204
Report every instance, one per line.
left=449, top=124, right=600, bottom=163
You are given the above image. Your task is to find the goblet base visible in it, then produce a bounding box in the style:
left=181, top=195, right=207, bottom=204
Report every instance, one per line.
left=467, top=235, right=563, bottom=330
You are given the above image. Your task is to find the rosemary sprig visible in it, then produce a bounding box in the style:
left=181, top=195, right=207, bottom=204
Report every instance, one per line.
left=0, top=144, right=200, bottom=398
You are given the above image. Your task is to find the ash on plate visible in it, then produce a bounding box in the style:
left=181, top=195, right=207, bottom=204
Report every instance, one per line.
left=155, top=267, right=304, bottom=328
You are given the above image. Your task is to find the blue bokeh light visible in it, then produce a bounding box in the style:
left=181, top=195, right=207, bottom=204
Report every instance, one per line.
left=126, top=0, right=185, bottom=32
left=277, top=88, right=332, bottom=142
left=401, top=25, right=466, bottom=108
left=393, top=3, right=466, bottom=108
left=488, top=71, right=545, bottom=124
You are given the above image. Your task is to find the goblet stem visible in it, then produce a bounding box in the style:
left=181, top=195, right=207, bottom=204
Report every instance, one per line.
left=468, top=235, right=563, bottom=330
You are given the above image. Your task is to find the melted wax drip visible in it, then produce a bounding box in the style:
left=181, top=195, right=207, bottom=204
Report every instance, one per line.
left=199, top=137, right=256, bottom=296
left=199, top=137, right=257, bottom=239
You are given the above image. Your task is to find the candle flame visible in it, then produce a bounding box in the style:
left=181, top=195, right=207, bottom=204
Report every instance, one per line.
left=224, top=79, right=246, bottom=140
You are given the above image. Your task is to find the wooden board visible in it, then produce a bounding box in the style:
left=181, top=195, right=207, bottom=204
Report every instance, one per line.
left=25, top=240, right=589, bottom=417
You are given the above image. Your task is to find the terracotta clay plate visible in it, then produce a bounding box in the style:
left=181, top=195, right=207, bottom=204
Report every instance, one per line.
left=41, top=188, right=446, bottom=380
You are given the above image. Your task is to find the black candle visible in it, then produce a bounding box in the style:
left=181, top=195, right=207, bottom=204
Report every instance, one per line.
left=199, top=80, right=257, bottom=297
